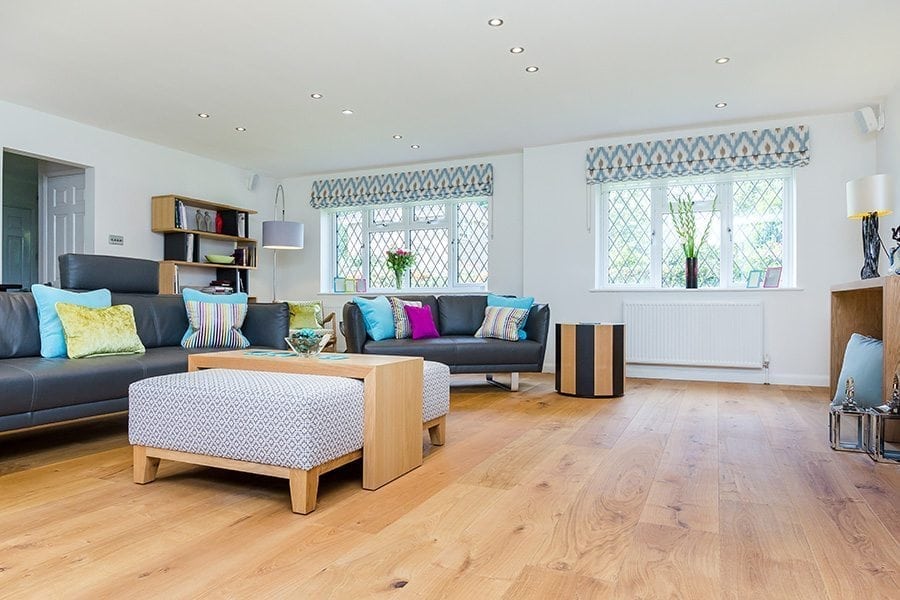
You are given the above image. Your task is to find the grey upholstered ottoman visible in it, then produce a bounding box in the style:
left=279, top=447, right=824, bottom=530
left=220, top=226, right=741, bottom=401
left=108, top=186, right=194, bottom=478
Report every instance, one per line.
left=423, top=360, right=450, bottom=445
left=129, top=368, right=365, bottom=513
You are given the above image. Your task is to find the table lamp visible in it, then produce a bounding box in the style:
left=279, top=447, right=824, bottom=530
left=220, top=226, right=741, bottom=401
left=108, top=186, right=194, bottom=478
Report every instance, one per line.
left=262, top=184, right=304, bottom=301
left=847, top=174, right=894, bottom=279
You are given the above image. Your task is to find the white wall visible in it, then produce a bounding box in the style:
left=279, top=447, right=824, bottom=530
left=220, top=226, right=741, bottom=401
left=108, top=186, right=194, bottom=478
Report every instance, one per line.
left=277, top=153, right=525, bottom=322
left=0, top=100, right=278, bottom=295
left=523, top=112, right=877, bottom=385
left=877, top=83, right=900, bottom=213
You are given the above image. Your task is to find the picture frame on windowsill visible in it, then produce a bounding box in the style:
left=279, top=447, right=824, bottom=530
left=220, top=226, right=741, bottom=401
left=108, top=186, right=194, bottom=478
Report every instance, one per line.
left=763, top=266, right=783, bottom=288
left=746, top=270, right=764, bottom=288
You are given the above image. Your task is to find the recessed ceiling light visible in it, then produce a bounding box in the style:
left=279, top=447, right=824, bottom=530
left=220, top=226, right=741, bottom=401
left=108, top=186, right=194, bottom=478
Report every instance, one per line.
left=715, top=102, right=728, bottom=109
left=310, top=93, right=323, bottom=99
left=410, top=144, right=420, bottom=149
left=341, top=109, right=354, bottom=115
left=525, top=66, right=539, bottom=73
left=235, top=126, right=247, bottom=131
left=715, top=57, right=730, bottom=64
left=487, top=18, right=503, bottom=26
left=393, top=134, right=403, bottom=140
left=197, top=113, right=210, bottom=119
left=510, top=47, right=525, bottom=54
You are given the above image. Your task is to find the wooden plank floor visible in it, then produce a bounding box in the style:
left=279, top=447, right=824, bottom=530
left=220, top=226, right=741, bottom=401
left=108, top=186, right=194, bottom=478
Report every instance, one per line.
left=1, top=375, right=899, bottom=599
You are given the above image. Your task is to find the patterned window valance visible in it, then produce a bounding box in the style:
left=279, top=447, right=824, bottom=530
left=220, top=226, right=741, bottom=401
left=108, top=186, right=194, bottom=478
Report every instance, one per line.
left=586, top=125, right=809, bottom=184
left=310, top=163, right=493, bottom=209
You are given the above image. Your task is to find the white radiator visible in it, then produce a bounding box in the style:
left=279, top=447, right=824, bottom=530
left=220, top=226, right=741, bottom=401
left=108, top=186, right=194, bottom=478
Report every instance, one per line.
left=622, top=301, right=764, bottom=368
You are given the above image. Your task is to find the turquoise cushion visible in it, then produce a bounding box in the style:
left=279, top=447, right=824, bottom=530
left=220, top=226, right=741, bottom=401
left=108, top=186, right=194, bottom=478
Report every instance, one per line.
left=488, top=294, right=534, bottom=340
left=353, top=296, right=395, bottom=341
left=832, top=333, right=883, bottom=408
left=31, top=284, right=112, bottom=358
left=181, top=289, right=249, bottom=345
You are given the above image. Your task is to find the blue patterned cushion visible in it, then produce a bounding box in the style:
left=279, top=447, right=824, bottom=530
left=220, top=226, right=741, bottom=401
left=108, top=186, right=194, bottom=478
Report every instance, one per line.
left=31, top=284, right=111, bottom=358
left=488, top=294, right=534, bottom=340
left=474, top=306, right=530, bottom=342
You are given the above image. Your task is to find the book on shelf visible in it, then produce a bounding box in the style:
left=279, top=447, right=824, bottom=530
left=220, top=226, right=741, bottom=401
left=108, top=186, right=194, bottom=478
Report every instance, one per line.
left=237, top=212, right=247, bottom=238
left=174, top=199, right=188, bottom=230
left=163, top=232, right=198, bottom=262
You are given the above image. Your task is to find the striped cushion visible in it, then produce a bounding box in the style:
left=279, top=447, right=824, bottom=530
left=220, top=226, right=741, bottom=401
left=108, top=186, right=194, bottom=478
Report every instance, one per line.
left=182, top=300, right=250, bottom=349
left=474, top=306, right=530, bottom=342
left=389, top=297, right=422, bottom=339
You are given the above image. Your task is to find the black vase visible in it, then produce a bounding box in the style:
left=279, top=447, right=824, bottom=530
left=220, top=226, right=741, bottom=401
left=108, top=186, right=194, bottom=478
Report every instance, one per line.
left=685, top=257, right=698, bottom=289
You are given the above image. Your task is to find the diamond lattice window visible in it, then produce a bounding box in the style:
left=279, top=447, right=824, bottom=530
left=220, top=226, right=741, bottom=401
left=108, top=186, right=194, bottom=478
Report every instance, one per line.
left=732, top=178, right=784, bottom=284
left=410, top=229, right=449, bottom=287
left=335, top=211, right=363, bottom=279
left=413, top=204, right=446, bottom=223
left=663, top=182, right=720, bottom=288
left=607, top=188, right=652, bottom=285
left=372, top=207, right=402, bottom=225
left=368, top=230, right=405, bottom=288
left=456, top=201, right=489, bottom=284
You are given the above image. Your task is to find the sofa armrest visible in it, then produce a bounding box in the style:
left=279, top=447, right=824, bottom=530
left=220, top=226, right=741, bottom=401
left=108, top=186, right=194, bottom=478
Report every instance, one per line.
left=243, top=302, right=290, bottom=349
left=525, top=303, right=551, bottom=366
left=342, top=302, right=369, bottom=353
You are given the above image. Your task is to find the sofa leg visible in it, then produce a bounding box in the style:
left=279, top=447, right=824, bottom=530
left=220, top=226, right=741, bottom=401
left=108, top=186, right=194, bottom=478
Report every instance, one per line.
left=289, top=467, right=320, bottom=514
left=486, top=372, right=519, bottom=392
left=133, top=445, right=161, bottom=484
left=424, top=416, right=446, bottom=445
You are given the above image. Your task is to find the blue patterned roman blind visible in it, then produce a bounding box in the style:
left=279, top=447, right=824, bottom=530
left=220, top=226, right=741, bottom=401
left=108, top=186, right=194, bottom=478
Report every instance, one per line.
left=586, top=125, right=809, bottom=184
left=310, top=163, right=493, bottom=209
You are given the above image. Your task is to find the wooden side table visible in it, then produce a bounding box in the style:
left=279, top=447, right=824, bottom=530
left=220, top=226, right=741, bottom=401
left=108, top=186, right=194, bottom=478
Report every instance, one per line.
left=556, top=323, right=625, bottom=397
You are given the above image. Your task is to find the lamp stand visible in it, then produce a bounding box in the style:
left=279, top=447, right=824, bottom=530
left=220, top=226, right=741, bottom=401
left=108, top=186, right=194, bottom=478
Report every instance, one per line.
left=861, top=212, right=881, bottom=279
left=271, top=249, right=279, bottom=302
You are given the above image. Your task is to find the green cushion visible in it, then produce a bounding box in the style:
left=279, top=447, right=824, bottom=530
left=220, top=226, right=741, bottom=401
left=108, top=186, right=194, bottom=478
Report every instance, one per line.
left=832, top=333, right=883, bottom=408
left=55, top=303, right=145, bottom=359
left=287, top=301, right=323, bottom=329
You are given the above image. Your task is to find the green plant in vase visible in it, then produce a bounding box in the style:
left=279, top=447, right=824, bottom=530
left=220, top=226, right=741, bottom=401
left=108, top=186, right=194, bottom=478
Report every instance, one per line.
left=669, top=194, right=716, bottom=288
left=386, top=248, right=415, bottom=289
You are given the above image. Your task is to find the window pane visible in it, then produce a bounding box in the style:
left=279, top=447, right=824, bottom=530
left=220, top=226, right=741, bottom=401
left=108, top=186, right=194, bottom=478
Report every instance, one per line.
left=335, top=211, right=364, bottom=278
left=368, top=230, right=406, bottom=288
left=607, top=188, right=652, bottom=285
left=371, top=207, right=402, bottom=225
left=732, top=177, right=784, bottom=284
left=664, top=183, right=720, bottom=288
left=410, top=228, right=449, bottom=287
left=413, top=204, right=445, bottom=223
left=456, top=201, right=489, bottom=284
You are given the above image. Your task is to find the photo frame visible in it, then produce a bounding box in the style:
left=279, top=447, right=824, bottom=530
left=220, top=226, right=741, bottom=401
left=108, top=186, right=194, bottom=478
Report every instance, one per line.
left=763, top=266, right=783, bottom=288
left=333, top=277, right=346, bottom=293
left=344, top=278, right=356, bottom=293
left=746, top=270, right=764, bottom=288
left=355, top=278, right=367, bottom=293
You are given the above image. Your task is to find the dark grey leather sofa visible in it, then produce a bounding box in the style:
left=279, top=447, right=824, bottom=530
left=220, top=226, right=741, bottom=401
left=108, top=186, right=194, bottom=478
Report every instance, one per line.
left=343, top=295, right=549, bottom=390
left=0, top=253, right=289, bottom=433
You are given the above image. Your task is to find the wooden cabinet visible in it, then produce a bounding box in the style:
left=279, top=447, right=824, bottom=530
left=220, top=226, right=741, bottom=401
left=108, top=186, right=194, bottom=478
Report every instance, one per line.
left=830, top=277, right=900, bottom=401
left=151, top=195, right=258, bottom=294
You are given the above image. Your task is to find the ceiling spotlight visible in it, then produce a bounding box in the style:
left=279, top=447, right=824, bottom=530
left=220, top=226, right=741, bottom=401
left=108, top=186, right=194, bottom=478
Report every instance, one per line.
left=341, top=109, right=354, bottom=115
left=410, top=144, right=420, bottom=149
left=235, top=126, right=247, bottom=131
left=715, top=102, right=728, bottom=109
left=487, top=18, right=503, bottom=26
left=310, top=93, right=323, bottom=99
left=715, top=57, right=730, bottom=64
left=393, top=134, right=403, bottom=140
left=525, top=66, right=539, bottom=73
left=510, top=47, right=525, bottom=54
left=197, top=113, right=210, bottom=119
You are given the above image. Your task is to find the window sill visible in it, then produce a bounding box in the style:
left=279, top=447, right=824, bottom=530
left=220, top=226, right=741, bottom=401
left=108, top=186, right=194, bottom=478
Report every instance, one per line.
left=589, top=287, right=804, bottom=293
left=318, top=289, right=491, bottom=297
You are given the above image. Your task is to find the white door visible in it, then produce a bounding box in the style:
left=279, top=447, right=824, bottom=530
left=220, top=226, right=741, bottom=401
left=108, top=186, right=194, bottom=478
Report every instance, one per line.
left=2, top=206, right=38, bottom=288
left=41, top=170, right=85, bottom=285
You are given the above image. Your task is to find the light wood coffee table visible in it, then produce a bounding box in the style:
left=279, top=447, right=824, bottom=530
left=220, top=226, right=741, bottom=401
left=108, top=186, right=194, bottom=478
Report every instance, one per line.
left=187, top=351, right=424, bottom=490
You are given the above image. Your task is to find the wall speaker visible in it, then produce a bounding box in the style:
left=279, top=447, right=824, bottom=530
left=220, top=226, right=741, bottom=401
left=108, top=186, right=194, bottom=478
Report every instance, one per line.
left=247, top=173, right=259, bottom=191
left=855, top=106, right=884, bottom=134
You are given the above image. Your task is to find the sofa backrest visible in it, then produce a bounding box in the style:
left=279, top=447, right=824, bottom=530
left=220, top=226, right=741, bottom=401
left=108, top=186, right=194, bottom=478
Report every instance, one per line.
left=112, top=292, right=188, bottom=348
left=60, top=253, right=159, bottom=293
left=0, top=292, right=41, bottom=358
left=437, top=295, right=488, bottom=335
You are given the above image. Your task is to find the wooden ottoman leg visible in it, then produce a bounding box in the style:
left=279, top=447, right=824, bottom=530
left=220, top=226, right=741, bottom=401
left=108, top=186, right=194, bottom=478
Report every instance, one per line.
left=289, top=467, right=321, bottom=514
left=425, top=416, right=446, bottom=446
left=133, top=445, right=161, bottom=484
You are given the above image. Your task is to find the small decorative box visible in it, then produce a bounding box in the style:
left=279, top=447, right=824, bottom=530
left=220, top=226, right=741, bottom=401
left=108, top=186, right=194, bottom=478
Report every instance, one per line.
left=829, top=405, right=867, bottom=453
left=864, top=409, right=900, bottom=463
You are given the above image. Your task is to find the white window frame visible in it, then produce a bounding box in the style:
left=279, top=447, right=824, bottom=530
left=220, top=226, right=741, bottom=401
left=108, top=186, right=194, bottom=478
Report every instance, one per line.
left=596, top=168, right=795, bottom=289
left=325, top=198, right=490, bottom=293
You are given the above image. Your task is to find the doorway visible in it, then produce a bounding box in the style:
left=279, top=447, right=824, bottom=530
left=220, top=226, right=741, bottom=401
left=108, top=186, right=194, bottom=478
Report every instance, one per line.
left=1, top=151, right=88, bottom=288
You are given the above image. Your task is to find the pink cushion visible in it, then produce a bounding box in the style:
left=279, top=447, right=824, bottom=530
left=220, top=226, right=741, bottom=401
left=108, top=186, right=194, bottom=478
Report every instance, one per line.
left=404, top=304, right=440, bottom=340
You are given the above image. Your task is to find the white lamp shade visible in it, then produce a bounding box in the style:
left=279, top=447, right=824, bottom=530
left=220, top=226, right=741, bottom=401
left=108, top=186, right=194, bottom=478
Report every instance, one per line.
left=262, top=220, right=304, bottom=249
left=847, top=174, right=894, bottom=219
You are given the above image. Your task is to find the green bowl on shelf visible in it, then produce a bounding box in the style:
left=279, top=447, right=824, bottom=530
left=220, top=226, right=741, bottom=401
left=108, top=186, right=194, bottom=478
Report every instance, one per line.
left=205, top=254, right=235, bottom=265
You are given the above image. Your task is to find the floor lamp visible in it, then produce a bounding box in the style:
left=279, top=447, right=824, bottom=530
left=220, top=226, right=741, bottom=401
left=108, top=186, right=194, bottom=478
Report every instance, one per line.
left=262, top=184, right=304, bottom=301
left=847, top=174, right=894, bottom=279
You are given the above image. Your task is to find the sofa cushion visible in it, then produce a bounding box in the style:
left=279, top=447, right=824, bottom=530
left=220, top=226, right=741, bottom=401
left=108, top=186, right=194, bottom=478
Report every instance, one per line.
left=32, top=284, right=112, bottom=358
left=363, top=337, right=460, bottom=365
left=832, top=333, right=883, bottom=408
left=488, top=294, right=534, bottom=340
left=475, top=306, right=530, bottom=342
left=112, top=293, right=189, bottom=348
left=406, top=304, right=440, bottom=339
left=0, top=292, right=41, bottom=358
left=0, top=364, right=36, bottom=417
left=449, top=337, right=544, bottom=366
left=353, top=296, right=395, bottom=341
left=56, top=303, right=146, bottom=359
left=243, top=303, right=290, bottom=349
left=437, top=295, right=487, bottom=335
left=182, top=300, right=250, bottom=349
left=129, top=346, right=219, bottom=379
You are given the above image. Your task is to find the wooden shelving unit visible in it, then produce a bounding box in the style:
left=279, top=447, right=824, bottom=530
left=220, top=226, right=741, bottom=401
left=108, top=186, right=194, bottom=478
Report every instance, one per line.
left=152, top=195, right=258, bottom=295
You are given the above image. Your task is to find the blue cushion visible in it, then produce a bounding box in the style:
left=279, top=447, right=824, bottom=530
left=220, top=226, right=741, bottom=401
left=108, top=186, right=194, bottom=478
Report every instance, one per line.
left=31, top=284, right=112, bottom=358
left=488, top=294, right=534, bottom=340
left=832, top=333, right=883, bottom=408
left=353, top=296, right=395, bottom=341
left=181, top=289, right=249, bottom=345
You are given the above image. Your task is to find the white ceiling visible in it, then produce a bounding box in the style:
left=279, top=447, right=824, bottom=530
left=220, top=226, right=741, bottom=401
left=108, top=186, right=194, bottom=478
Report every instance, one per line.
left=1, top=0, right=899, bottom=178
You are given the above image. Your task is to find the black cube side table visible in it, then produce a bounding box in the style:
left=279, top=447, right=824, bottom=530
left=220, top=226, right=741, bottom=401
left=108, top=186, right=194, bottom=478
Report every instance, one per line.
left=555, top=323, right=624, bottom=397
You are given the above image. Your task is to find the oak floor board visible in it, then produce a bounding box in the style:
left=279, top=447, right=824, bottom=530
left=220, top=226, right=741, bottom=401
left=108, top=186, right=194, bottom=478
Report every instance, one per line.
left=1, top=375, right=898, bottom=599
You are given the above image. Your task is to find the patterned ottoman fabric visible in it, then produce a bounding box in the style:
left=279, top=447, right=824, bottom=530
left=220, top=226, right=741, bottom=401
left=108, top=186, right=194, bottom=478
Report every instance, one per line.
left=423, top=361, right=450, bottom=422
left=128, top=369, right=365, bottom=471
